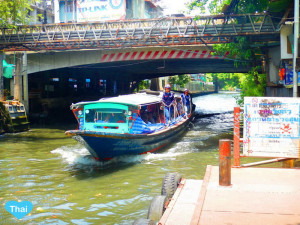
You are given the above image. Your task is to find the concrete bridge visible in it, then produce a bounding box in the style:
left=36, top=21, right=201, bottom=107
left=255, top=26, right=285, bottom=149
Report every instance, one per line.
left=25, top=46, right=246, bottom=75
left=0, top=13, right=281, bottom=119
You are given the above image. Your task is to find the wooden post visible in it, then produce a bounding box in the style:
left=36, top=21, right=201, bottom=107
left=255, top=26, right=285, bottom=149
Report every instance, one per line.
left=282, top=159, right=294, bottom=168
left=219, top=139, right=231, bottom=186
left=0, top=52, right=4, bottom=101
left=233, top=107, right=241, bottom=167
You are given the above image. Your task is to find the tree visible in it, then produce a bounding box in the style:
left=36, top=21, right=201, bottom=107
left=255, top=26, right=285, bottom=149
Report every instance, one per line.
left=168, top=74, right=191, bottom=90
left=206, top=73, right=240, bottom=91
left=188, top=0, right=231, bottom=15
left=188, top=0, right=274, bottom=104
left=0, top=0, right=40, bottom=27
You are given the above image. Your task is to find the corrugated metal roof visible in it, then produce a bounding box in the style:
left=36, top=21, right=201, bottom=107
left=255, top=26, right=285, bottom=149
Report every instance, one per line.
left=99, top=93, right=162, bottom=105
left=71, top=92, right=163, bottom=109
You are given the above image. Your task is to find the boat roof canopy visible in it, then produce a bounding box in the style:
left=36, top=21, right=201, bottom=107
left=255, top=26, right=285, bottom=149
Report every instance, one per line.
left=71, top=92, right=162, bottom=109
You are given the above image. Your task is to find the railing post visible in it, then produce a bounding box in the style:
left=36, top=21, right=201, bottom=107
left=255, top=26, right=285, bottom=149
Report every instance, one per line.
left=233, top=107, right=241, bottom=167
left=219, top=139, right=231, bottom=186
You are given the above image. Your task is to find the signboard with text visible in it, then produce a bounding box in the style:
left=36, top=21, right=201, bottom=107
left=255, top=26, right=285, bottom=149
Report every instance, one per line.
left=77, top=0, right=126, bottom=22
left=243, top=97, right=300, bottom=158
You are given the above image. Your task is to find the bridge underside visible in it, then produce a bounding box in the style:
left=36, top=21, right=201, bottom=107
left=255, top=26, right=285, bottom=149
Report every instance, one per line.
left=72, top=58, right=252, bottom=79
left=31, top=57, right=252, bottom=82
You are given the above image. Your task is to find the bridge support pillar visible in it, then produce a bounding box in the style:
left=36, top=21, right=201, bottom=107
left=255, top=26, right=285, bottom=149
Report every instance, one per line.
left=0, top=52, right=4, bottom=101
left=14, top=53, right=24, bottom=101
left=118, top=77, right=130, bottom=94
left=23, top=52, right=29, bottom=112
left=150, top=78, right=159, bottom=91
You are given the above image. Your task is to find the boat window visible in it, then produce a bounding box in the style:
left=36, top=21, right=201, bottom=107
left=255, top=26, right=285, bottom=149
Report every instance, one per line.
left=139, top=103, right=163, bottom=124
left=85, top=108, right=126, bottom=123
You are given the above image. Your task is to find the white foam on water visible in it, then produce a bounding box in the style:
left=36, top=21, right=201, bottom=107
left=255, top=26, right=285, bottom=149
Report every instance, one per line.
left=51, top=142, right=189, bottom=167
left=51, top=144, right=103, bottom=166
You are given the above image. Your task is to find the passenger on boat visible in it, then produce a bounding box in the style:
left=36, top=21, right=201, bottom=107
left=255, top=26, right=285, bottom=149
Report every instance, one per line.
left=162, top=84, right=174, bottom=125
left=147, top=104, right=156, bottom=124
left=181, top=89, right=191, bottom=118
left=176, top=97, right=183, bottom=116
left=104, top=113, right=125, bottom=123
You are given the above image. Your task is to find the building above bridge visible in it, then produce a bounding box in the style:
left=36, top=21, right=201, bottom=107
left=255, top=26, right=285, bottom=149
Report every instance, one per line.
left=54, top=0, right=163, bottom=24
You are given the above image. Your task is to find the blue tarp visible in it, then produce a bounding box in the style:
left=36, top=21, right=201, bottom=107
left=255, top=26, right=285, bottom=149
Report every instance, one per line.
left=129, top=113, right=184, bottom=134
left=130, top=114, right=164, bottom=134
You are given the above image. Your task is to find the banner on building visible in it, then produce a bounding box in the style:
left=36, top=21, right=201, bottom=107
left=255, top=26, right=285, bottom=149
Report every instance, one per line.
left=243, top=97, right=300, bottom=158
left=283, top=60, right=300, bottom=87
left=77, top=0, right=126, bottom=22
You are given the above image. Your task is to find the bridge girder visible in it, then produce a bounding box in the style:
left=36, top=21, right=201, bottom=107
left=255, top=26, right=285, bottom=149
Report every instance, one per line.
left=0, top=13, right=280, bottom=52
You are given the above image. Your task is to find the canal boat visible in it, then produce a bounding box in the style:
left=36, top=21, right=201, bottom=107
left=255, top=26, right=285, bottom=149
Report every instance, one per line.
left=65, top=91, right=194, bottom=160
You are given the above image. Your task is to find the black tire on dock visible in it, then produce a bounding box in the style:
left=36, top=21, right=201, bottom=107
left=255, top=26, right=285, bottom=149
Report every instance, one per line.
left=132, top=218, right=155, bottom=225
left=147, top=195, right=168, bottom=222
left=161, top=172, right=182, bottom=198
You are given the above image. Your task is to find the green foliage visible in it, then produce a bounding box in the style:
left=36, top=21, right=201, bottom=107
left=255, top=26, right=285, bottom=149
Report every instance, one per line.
left=234, top=0, right=269, bottom=14
left=138, top=80, right=148, bottom=90
left=0, top=0, right=40, bottom=27
left=188, top=0, right=231, bottom=15
left=237, top=67, right=266, bottom=105
left=213, top=37, right=264, bottom=68
left=188, top=0, right=269, bottom=15
left=168, top=74, right=191, bottom=89
left=206, top=73, right=240, bottom=91
left=269, top=0, right=293, bottom=13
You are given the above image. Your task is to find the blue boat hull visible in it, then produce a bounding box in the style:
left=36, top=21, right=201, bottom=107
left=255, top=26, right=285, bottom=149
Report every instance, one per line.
left=66, top=115, right=193, bottom=160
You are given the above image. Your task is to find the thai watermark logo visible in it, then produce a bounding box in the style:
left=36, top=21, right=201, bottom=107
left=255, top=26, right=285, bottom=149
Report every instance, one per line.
left=5, top=201, right=33, bottom=219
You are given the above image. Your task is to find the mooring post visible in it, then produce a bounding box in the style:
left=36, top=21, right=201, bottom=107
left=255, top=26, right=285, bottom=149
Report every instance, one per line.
left=219, top=139, right=231, bottom=186
left=233, top=107, right=241, bottom=167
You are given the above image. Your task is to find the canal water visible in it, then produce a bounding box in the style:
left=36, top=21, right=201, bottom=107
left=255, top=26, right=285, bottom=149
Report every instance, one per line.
left=0, top=92, right=239, bottom=225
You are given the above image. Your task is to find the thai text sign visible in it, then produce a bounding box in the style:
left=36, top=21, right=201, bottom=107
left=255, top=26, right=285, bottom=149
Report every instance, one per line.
left=243, top=97, right=300, bottom=158
left=77, top=0, right=126, bottom=22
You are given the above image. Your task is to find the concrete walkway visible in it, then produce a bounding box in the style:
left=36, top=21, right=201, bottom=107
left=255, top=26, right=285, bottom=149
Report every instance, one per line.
left=160, top=166, right=300, bottom=225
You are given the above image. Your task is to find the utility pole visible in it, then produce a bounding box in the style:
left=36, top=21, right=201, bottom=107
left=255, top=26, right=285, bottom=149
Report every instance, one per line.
left=0, top=52, right=3, bottom=101
left=293, top=0, right=299, bottom=97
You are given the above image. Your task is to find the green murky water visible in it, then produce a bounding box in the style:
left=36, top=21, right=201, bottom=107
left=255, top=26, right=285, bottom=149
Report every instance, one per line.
left=0, top=92, right=239, bottom=224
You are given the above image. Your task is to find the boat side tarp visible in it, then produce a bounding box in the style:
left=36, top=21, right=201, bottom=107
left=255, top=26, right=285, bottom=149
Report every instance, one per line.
left=129, top=113, right=164, bottom=134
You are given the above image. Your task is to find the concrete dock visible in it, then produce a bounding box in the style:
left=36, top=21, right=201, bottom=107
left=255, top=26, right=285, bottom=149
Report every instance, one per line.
left=159, top=166, right=300, bottom=225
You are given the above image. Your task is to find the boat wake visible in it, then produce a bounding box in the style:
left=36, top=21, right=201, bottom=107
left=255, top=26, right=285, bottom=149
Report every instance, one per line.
left=51, top=143, right=189, bottom=168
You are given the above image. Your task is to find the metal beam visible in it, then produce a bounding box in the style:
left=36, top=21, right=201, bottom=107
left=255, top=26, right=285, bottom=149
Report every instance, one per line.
left=0, top=14, right=280, bottom=52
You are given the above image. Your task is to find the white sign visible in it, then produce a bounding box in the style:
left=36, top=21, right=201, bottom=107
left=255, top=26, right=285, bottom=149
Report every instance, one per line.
left=77, top=0, right=126, bottom=22
left=243, top=97, right=300, bottom=158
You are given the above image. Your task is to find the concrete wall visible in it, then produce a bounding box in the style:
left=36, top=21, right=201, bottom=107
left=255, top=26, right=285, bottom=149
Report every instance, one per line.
left=132, top=0, right=145, bottom=19
left=265, top=86, right=293, bottom=97
left=26, top=46, right=214, bottom=74
left=268, top=46, right=281, bottom=84
left=280, top=25, right=293, bottom=59
left=27, top=50, right=104, bottom=74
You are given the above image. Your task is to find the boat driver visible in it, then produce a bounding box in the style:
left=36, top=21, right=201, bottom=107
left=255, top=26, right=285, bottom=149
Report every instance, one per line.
left=162, top=84, right=174, bottom=125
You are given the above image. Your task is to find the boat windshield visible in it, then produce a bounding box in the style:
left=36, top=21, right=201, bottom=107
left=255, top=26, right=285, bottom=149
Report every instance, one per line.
left=82, top=103, right=129, bottom=133
left=85, top=108, right=126, bottom=123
